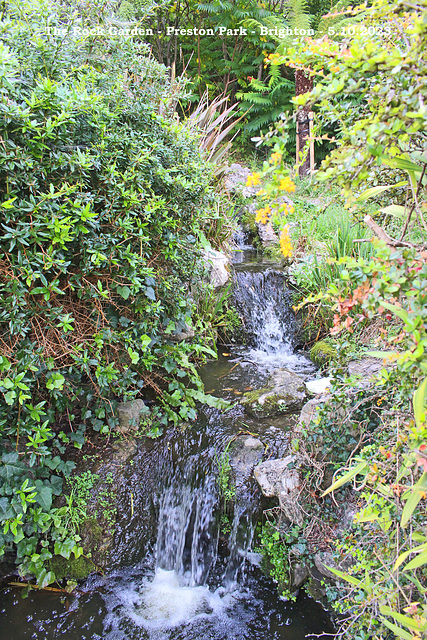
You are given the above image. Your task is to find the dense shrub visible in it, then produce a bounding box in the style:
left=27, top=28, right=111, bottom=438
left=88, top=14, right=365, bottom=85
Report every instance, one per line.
left=0, top=1, right=225, bottom=585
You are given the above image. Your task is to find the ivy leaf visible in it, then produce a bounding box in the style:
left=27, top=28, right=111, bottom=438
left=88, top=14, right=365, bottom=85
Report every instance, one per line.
left=145, top=286, right=156, bottom=301
left=0, top=453, right=26, bottom=480
left=38, top=569, right=55, bottom=589
left=35, top=484, right=53, bottom=511
left=140, top=334, right=151, bottom=349
left=49, top=475, right=63, bottom=495
left=0, top=497, right=11, bottom=517
left=117, top=285, right=131, bottom=300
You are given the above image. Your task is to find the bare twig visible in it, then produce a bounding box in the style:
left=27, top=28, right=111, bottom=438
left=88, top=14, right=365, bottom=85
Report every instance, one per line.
left=364, top=215, right=423, bottom=248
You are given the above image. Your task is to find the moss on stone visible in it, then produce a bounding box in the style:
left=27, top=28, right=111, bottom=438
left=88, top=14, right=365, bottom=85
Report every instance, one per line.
left=49, top=554, right=95, bottom=582
left=80, top=517, right=104, bottom=549
left=309, top=340, right=337, bottom=366
left=242, top=387, right=265, bottom=404
left=241, top=209, right=261, bottom=248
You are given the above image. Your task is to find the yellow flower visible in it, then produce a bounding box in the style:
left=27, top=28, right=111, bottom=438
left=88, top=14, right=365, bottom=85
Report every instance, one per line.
left=256, top=188, right=267, bottom=196
left=246, top=172, right=261, bottom=187
left=279, top=176, right=296, bottom=193
left=269, top=151, right=282, bottom=165
left=278, top=202, right=294, bottom=215
left=279, top=225, right=293, bottom=258
left=255, top=205, right=271, bottom=225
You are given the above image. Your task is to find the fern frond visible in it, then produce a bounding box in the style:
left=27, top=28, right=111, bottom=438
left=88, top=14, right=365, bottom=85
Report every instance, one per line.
left=239, top=94, right=273, bottom=105
left=249, top=79, right=268, bottom=91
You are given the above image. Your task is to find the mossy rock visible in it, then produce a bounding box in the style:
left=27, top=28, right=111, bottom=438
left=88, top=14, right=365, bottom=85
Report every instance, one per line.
left=50, top=515, right=113, bottom=583
left=241, top=368, right=306, bottom=418
left=241, top=205, right=261, bottom=247
left=49, top=554, right=97, bottom=582
left=241, top=207, right=257, bottom=235
left=79, top=516, right=113, bottom=568
left=309, top=340, right=337, bottom=366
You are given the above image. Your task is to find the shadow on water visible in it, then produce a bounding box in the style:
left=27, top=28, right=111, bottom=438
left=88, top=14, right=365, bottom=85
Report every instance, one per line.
left=0, top=254, right=334, bottom=640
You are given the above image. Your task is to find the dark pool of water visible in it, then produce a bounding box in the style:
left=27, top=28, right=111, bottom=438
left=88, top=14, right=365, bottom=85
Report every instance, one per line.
left=0, top=563, right=334, bottom=640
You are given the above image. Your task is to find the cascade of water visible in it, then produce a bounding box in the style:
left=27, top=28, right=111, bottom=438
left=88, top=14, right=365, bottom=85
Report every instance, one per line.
left=223, top=497, right=259, bottom=589
left=233, top=269, right=295, bottom=354
left=155, top=474, right=219, bottom=587
left=150, top=266, right=311, bottom=595
left=232, top=267, right=315, bottom=375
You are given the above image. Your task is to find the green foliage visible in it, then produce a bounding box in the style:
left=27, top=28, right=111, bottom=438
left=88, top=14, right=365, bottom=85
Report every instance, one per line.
left=64, top=471, right=99, bottom=536
left=294, top=244, right=427, bottom=638
left=283, top=0, right=427, bottom=243
left=194, top=281, right=242, bottom=347
left=236, top=64, right=295, bottom=148
left=253, top=1, right=427, bottom=634
left=289, top=211, right=374, bottom=343
left=133, top=0, right=282, bottom=97
left=49, top=553, right=94, bottom=582
left=0, top=0, right=230, bottom=586
left=294, top=224, right=373, bottom=292
left=256, top=519, right=308, bottom=599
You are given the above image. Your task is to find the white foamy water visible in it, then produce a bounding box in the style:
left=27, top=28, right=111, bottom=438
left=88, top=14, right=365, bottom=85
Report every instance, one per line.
left=243, top=347, right=314, bottom=375
left=135, top=569, right=231, bottom=628
left=101, top=568, right=242, bottom=639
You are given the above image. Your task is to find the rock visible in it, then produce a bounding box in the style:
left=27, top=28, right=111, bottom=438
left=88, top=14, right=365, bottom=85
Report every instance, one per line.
left=116, top=399, right=147, bottom=434
left=292, top=562, right=309, bottom=589
left=254, top=456, right=303, bottom=525
left=224, top=163, right=259, bottom=198
left=309, top=340, right=337, bottom=366
left=254, top=456, right=295, bottom=497
left=306, top=197, right=326, bottom=207
left=112, top=439, right=138, bottom=462
left=167, top=324, right=195, bottom=343
left=229, top=436, right=264, bottom=487
left=348, top=357, right=382, bottom=383
left=313, top=551, right=337, bottom=580
left=243, top=201, right=289, bottom=248
left=202, top=248, right=230, bottom=288
left=298, top=398, right=324, bottom=429
left=256, top=220, right=279, bottom=247
left=241, top=368, right=306, bottom=418
left=305, top=377, right=332, bottom=395
left=314, top=550, right=353, bottom=581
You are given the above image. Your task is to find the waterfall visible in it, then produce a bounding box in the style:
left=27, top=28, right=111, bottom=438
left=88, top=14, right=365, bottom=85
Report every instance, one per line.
left=232, top=267, right=314, bottom=373
left=156, top=475, right=219, bottom=587
left=233, top=269, right=295, bottom=353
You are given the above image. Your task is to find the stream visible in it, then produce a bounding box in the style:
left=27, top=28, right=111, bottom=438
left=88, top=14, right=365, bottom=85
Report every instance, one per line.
left=0, top=246, right=334, bottom=640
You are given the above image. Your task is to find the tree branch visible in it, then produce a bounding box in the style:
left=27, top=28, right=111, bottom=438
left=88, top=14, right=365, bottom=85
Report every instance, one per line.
left=363, top=215, right=425, bottom=249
